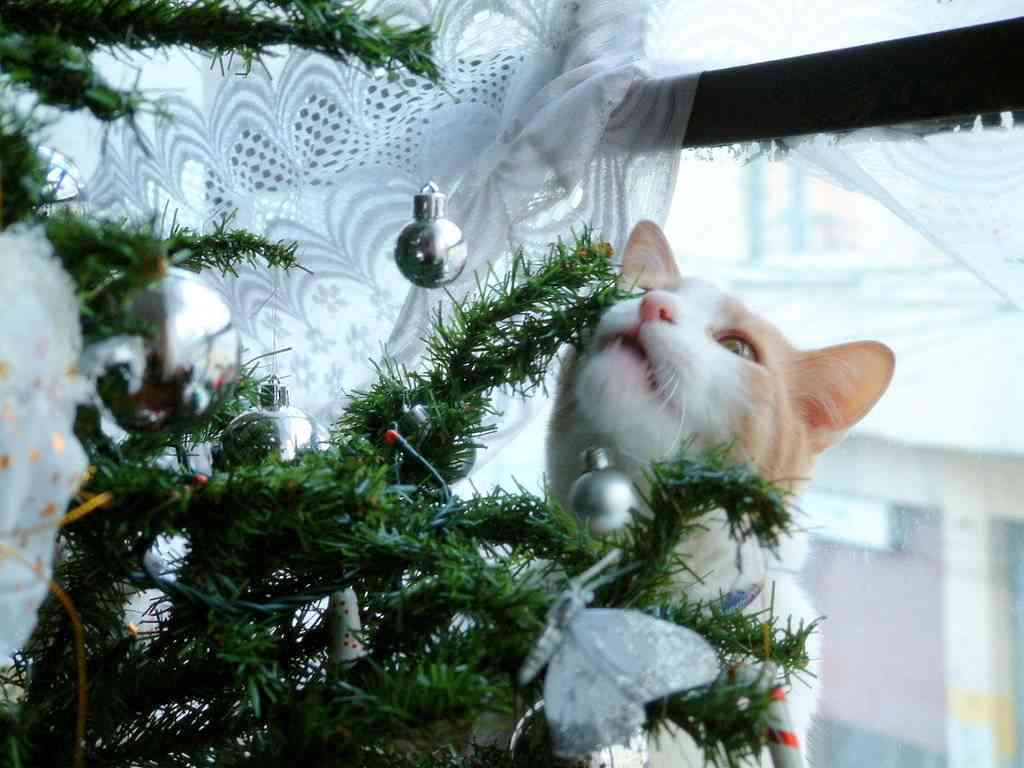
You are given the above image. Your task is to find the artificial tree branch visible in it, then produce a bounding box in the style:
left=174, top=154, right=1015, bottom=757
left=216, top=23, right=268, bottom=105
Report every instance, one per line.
left=0, top=0, right=440, bottom=80
left=0, top=104, right=47, bottom=227
left=339, top=231, right=627, bottom=483
left=0, top=27, right=149, bottom=123
left=41, top=214, right=301, bottom=343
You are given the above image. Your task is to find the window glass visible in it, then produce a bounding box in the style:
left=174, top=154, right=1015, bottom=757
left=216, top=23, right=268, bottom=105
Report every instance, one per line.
left=470, top=144, right=1024, bottom=768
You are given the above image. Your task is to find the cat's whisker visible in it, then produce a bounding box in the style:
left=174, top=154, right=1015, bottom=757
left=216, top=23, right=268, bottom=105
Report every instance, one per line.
left=659, top=370, right=680, bottom=409
left=670, top=399, right=688, bottom=451
left=613, top=446, right=653, bottom=467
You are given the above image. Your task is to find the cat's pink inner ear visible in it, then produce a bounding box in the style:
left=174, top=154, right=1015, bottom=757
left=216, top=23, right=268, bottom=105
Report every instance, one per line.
left=618, top=220, right=681, bottom=290
left=791, top=341, right=895, bottom=452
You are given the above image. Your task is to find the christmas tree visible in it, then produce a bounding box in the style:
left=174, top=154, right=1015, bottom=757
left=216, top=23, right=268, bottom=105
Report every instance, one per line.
left=0, top=3, right=813, bottom=767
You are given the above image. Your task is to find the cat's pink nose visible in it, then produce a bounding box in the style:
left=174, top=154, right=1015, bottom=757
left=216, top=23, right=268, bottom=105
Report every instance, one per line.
left=639, top=292, right=676, bottom=324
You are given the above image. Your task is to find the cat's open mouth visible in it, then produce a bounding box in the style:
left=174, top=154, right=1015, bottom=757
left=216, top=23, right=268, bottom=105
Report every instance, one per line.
left=603, top=331, right=660, bottom=392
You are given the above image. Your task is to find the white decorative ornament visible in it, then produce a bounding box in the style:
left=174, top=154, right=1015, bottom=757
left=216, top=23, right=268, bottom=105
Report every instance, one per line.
left=328, top=587, right=367, bottom=666
left=0, top=226, right=91, bottom=657
left=510, top=699, right=651, bottom=767
left=519, top=550, right=720, bottom=758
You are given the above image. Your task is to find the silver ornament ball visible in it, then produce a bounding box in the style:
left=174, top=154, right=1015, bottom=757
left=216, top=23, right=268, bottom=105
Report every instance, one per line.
left=38, top=145, right=87, bottom=215
left=394, top=182, right=468, bottom=288
left=568, top=448, right=639, bottom=536
left=216, top=380, right=330, bottom=468
left=510, top=700, right=650, bottom=768
left=96, top=267, right=241, bottom=432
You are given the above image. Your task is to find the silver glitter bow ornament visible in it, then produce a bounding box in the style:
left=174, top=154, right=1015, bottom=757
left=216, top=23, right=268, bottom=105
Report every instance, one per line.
left=518, top=550, right=721, bottom=758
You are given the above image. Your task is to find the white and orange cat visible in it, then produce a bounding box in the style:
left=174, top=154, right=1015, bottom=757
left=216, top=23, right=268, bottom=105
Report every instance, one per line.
left=546, top=221, right=895, bottom=767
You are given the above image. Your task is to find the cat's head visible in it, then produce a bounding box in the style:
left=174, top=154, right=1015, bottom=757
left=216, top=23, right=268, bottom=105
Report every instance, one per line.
left=546, top=220, right=895, bottom=503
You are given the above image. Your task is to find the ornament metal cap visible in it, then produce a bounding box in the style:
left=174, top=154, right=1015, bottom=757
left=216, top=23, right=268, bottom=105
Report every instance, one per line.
left=259, top=379, right=290, bottom=409
left=581, top=446, right=612, bottom=472
left=413, top=181, right=447, bottom=220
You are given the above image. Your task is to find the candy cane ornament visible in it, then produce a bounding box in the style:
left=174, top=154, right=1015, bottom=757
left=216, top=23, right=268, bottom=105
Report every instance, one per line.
left=729, top=663, right=805, bottom=768
left=763, top=679, right=804, bottom=768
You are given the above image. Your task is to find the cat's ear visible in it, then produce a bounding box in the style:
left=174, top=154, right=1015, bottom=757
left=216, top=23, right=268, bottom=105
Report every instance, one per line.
left=791, top=341, right=895, bottom=453
left=619, top=220, right=681, bottom=290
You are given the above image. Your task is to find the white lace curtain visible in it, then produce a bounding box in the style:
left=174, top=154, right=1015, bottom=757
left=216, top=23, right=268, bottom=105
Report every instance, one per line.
left=57, top=0, right=1024, bottom=454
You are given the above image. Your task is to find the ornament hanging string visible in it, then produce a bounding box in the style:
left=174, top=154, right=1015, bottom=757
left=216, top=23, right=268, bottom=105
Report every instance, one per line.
left=9, top=490, right=115, bottom=539
left=0, top=543, right=87, bottom=768
left=62, top=491, right=115, bottom=527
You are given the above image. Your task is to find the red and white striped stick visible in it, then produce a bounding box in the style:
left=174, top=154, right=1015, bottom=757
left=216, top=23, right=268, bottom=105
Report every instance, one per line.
left=763, top=677, right=804, bottom=768
left=729, top=663, right=805, bottom=768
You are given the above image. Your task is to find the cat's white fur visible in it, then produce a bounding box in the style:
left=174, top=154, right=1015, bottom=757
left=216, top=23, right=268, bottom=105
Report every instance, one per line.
left=546, top=221, right=895, bottom=767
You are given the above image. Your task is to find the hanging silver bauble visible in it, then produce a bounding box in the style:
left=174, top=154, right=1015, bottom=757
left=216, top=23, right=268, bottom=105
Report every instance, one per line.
left=568, top=448, right=639, bottom=536
left=93, top=267, right=241, bottom=431
left=38, top=146, right=87, bottom=215
left=509, top=700, right=650, bottom=768
left=394, top=181, right=468, bottom=288
left=215, top=379, right=330, bottom=468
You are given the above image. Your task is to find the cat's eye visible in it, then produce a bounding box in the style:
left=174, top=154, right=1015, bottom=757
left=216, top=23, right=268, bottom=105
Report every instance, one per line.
left=719, top=335, right=758, bottom=362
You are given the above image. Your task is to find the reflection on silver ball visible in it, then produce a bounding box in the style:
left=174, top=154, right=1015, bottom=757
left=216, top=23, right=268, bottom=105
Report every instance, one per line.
left=38, top=146, right=87, bottom=215
left=216, top=381, right=330, bottom=468
left=142, top=533, right=190, bottom=584
left=394, top=182, right=468, bottom=288
left=510, top=700, right=650, bottom=767
left=568, top=448, right=639, bottom=536
left=587, top=733, right=650, bottom=768
left=97, top=268, right=241, bottom=431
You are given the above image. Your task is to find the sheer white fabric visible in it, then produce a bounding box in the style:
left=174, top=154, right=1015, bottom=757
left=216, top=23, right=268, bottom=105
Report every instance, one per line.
left=86, top=0, right=698, bottom=435
left=75, top=0, right=1024, bottom=452
left=731, top=121, right=1024, bottom=455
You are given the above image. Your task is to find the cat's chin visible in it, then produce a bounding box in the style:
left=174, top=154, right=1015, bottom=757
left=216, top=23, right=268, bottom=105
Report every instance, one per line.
left=598, top=334, right=674, bottom=403
left=573, top=356, right=685, bottom=463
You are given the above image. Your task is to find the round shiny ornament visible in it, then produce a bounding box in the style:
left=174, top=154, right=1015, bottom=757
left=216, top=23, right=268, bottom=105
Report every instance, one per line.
left=37, top=146, right=87, bottom=215
left=394, top=181, right=468, bottom=288
left=95, top=267, right=241, bottom=431
left=215, top=380, right=330, bottom=468
left=509, top=700, right=650, bottom=768
left=568, top=448, right=639, bottom=536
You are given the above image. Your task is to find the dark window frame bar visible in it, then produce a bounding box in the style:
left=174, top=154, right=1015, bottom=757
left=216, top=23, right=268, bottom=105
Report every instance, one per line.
left=684, top=16, right=1024, bottom=148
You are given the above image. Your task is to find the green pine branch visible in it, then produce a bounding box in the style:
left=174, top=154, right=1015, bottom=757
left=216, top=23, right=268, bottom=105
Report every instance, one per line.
left=1, top=231, right=815, bottom=768
left=167, top=214, right=302, bottom=277
left=0, top=26, right=150, bottom=123
left=339, top=231, right=627, bottom=484
left=40, top=214, right=301, bottom=343
left=648, top=444, right=794, bottom=551
left=0, top=104, right=47, bottom=227
left=0, top=0, right=439, bottom=80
